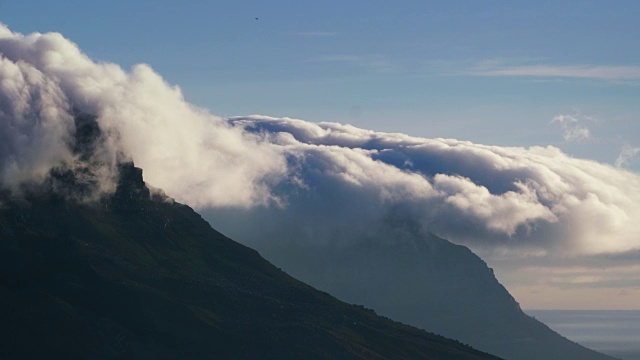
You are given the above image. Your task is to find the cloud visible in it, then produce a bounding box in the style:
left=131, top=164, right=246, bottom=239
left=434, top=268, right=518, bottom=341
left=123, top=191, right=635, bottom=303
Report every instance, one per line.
left=551, top=113, right=592, bottom=142
left=313, top=54, right=400, bottom=73
left=0, top=52, right=76, bottom=188
left=616, top=144, right=640, bottom=168
left=294, top=32, right=337, bottom=37
left=202, top=115, right=640, bottom=311
left=0, top=24, right=287, bottom=207
left=223, top=115, right=640, bottom=256
left=470, top=64, right=640, bottom=80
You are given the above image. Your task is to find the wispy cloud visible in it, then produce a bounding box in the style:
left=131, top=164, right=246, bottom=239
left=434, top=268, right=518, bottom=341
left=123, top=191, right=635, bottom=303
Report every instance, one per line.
left=316, top=54, right=364, bottom=62
left=313, top=54, right=400, bottom=73
left=471, top=64, right=640, bottom=80
left=294, top=31, right=337, bottom=37
left=550, top=113, right=593, bottom=142
left=616, top=144, right=640, bottom=168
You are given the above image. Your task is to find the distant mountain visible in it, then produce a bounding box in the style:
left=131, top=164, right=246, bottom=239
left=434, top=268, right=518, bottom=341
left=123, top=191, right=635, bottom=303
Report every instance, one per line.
left=248, top=232, right=619, bottom=360
left=0, top=162, right=500, bottom=359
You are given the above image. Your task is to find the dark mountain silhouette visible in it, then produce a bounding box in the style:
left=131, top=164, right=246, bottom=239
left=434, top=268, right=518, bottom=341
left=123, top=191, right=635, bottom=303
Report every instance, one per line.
left=0, top=115, right=501, bottom=359
left=248, top=231, right=620, bottom=360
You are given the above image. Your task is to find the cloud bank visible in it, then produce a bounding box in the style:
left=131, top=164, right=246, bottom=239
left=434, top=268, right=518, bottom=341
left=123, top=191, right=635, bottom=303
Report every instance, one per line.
left=2, top=24, right=640, bottom=283
left=217, top=116, right=640, bottom=257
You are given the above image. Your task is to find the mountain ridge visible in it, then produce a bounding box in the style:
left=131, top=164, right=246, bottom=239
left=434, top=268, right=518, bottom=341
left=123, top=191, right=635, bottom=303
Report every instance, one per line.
left=245, top=229, right=620, bottom=360
left=0, top=161, right=501, bottom=359
left=209, top=204, right=620, bottom=360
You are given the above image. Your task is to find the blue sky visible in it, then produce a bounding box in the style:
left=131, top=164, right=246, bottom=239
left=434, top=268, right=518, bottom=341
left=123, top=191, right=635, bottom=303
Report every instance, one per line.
left=3, top=1, right=639, bottom=169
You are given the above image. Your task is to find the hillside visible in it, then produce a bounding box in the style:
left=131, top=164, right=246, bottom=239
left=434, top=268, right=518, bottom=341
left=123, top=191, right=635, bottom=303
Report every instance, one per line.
left=0, top=162, right=500, bottom=360
left=247, top=230, right=619, bottom=360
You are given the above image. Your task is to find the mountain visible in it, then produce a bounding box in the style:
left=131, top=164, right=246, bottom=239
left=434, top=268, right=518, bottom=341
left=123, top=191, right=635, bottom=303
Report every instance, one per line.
left=245, top=231, right=619, bottom=360
left=0, top=163, right=501, bottom=359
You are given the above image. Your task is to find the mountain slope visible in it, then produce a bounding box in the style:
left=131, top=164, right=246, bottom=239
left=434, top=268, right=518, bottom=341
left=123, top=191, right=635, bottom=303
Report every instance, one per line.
left=247, top=231, right=619, bottom=360
left=0, top=163, right=500, bottom=360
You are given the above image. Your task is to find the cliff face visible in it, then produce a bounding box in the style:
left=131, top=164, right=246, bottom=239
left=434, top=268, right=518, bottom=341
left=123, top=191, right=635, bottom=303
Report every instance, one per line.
left=251, top=232, right=618, bottom=360
left=0, top=163, right=500, bottom=360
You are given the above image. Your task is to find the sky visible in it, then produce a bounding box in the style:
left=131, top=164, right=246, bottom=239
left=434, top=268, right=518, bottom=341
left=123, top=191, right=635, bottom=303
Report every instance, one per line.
left=1, top=1, right=640, bottom=311
left=3, top=0, right=640, bottom=168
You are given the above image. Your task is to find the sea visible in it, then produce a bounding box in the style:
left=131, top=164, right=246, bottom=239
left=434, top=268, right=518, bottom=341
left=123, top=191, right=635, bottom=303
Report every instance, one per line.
left=525, top=310, right=640, bottom=360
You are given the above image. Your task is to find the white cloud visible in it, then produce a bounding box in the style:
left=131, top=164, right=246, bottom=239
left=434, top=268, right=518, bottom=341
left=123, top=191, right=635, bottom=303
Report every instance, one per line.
left=551, top=113, right=592, bottom=142
left=616, top=144, right=640, bottom=168
left=471, top=64, right=640, bottom=80
left=229, top=115, right=640, bottom=256
left=205, top=115, right=640, bottom=313
left=434, top=174, right=556, bottom=235
left=563, top=127, right=591, bottom=142
left=295, top=32, right=337, bottom=37
left=313, top=54, right=400, bottom=73
left=0, top=24, right=288, bottom=207
left=0, top=54, right=75, bottom=188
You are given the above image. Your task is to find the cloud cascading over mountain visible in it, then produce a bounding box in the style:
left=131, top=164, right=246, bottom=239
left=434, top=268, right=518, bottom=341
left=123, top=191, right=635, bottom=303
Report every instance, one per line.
left=1, top=24, right=639, bottom=306
left=226, top=115, right=640, bottom=255
left=0, top=24, right=287, bottom=207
